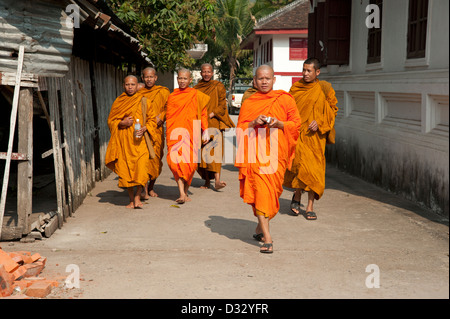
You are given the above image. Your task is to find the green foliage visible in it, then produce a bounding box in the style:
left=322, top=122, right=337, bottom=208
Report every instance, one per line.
left=105, top=0, right=216, bottom=72
left=196, top=0, right=293, bottom=92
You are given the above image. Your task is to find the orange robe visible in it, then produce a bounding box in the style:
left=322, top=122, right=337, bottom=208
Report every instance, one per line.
left=194, top=79, right=235, bottom=180
left=235, top=90, right=301, bottom=219
left=284, top=79, right=338, bottom=199
left=166, top=87, right=209, bottom=185
left=139, top=85, right=170, bottom=181
left=105, top=92, right=157, bottom=188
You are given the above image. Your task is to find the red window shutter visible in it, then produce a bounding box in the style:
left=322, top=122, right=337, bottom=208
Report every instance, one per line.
left=289, top=38, right=308, bottom=60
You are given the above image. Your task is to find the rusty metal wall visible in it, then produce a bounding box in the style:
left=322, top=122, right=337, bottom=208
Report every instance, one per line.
left=0, top=0, right=74, bottom=77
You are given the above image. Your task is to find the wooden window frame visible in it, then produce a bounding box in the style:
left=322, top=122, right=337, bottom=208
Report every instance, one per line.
left=407, top=0, right=429, bottom=59
left=367, top=0, right=383, bottom=64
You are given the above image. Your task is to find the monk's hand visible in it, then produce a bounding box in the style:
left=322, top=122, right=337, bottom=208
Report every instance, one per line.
left=137, top=126, right=147, bottom=137
left=268, top=118, right=284, bottom=130
left=308, top=120, right=318, bottom=132
left=202, top=129, right=210, bottom=144
left=120, top=116, right=133, bottom=128
left=209, top=112, right=215, bottom=119
left=250, top=115, right=267, bottom=128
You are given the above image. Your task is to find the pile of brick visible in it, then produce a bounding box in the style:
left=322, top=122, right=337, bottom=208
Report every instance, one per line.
left=0, top=247, right=58, bottom=298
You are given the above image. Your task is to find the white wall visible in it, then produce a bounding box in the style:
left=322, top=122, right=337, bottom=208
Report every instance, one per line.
left=321, top=0, right=449, bottom=216
left=253, top=33, right=307, bottom=91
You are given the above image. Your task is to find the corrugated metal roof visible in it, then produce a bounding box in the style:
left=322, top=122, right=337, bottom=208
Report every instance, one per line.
left=0, top=0, right=74, bottom=77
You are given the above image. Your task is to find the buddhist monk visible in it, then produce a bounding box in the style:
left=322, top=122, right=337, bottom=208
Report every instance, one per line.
left=235, top=65, right=301, bottom=253
left=166, top=68, right=210, bottom=204
left=105, top=75, right=157, bottom=209
left=284, top=58, right=338, bottom=220
left=194, top=63, right=235, bottom=190
left=139, top=67, right=170, bottom=198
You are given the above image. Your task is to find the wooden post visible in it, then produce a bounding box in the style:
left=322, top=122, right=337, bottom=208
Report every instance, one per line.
left=17, top=87, right=33, bottom=235
left=0, top=46, right=24, bottom=240
left=47, top=78, right=65, bottom=228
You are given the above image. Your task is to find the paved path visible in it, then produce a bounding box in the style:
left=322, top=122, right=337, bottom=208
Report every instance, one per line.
left=3, top=121, right=448, bottom=301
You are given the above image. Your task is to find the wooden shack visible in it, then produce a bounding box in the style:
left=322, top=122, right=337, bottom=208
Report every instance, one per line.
left=0, top=0, right=151, bottom=240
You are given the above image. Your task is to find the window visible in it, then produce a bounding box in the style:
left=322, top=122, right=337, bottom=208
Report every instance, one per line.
left=407, top=0, right=429, bottom=59
left=289, top=38, right=308, bottom=60
left=367, top=0, right=383, bottom=64
left=308, top=0, right=351, bottom=66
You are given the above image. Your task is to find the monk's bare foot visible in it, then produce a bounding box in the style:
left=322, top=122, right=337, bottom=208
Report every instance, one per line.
left=140, top=192, right=150, bottom=200
left=149, top=190, right=158, bottom=197
left=214, top=181, right=226, bottom=190
left=126, top=202, right=135, bottom=209
left=200, top=181, right=210, bottom=189
left=134, top=200, right=144, bottom=209
left=185, top=196, right=192, bottom=202
left=175, top=197, right=186, bottom=204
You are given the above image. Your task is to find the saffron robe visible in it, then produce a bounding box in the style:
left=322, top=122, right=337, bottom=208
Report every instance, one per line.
left=235, top=90, right=301, bottom=219
left=284, top=79, right=338, bottom=199
left=139, top=85, right=170, bottom=181
left=105, top=92, right=157, bottom=188
left=166, top=87, right=209, bottom=185
left=194, top=79, right=235, bottom=180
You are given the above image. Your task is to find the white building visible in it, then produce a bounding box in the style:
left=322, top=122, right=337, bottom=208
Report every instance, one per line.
left=241, top=0, right=310, bottom=91
left=309, top=0, right=449, bottom=216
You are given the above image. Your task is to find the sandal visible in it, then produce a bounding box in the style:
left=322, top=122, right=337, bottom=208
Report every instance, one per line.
left=290, top=193, right=301, bottom=216
left=303, top=211, right=317, bottom=220
left=260, top=243, right=273, bottom=254
left=253, top=233, right=264, bottom=241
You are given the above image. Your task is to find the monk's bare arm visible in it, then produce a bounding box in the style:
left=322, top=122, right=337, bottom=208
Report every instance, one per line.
left=119, top=116, right=133, bottom=129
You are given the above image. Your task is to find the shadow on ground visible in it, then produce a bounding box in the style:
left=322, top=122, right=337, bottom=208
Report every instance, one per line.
left=204, top=215, right=260, bottom=247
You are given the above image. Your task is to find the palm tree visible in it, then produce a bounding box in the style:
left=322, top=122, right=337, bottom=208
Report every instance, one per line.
left=213, top=0, right=256, bottom=94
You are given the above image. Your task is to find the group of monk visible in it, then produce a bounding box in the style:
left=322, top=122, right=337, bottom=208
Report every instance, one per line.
left=104, top=58, right=337, bottom=254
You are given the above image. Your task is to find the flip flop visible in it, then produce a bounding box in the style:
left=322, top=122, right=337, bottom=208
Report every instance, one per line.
left=303, top=211, right=317, bottom=220
left=290, top=194, right=301, bottom=216
left=260, top=243, right=273, bottom=254
left=253, top=233, right=264, bottom=241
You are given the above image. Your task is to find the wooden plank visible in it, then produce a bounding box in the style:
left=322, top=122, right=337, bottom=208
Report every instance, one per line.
left=17, top=87, right=34, bottom=235
left=0, top=152, right=29, bottom=160
left=59, top=75, right=76, bottom=216
left=43, top=215, right=59, bottom=238
left=0, top=72, right=39, bottom=87
left=47, top=78, right=65, bottom=228
left=41, top=143, right=66, bottom=159
left=0, top=45, right=25, bottom=240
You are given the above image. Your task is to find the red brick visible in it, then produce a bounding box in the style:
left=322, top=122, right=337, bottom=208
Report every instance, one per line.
left=0, top=265, right=14, bottom=297
left=25, top=281, right=52, bottom=298
left=30, top=253, right=41, bottom=263
left=0, top=250, right=19, bottom=273
left=11, top=265, right=27, bottom=281
left=23, top=263, right=45, bottom=278
left=12, top=280, right=34, bottom=291
left=8, top=252, right=24, bottom=265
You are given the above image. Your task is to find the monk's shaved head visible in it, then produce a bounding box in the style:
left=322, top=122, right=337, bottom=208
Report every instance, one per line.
left=254, top=64, right=276, bottom=94
left=142, top=67, right=157, bottom=76
left=201, top=63, right=213, bottom=71
left=177, top=68, right=192, bottom=78
left=303, top=58, right=321, bottom=70
left=124, top=75, right=138, bottom=83
left=123, top=75, right=139, bottom=96
left=177, top=68, right=192, bottom=90
left=255, top=65, right=274, bottom=78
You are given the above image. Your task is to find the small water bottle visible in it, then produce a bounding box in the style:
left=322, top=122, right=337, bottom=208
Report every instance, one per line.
left=134, top=119, right=141, bottom=139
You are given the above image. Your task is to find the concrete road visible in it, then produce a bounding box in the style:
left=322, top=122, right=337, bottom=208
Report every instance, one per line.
left=2, top=116, right=448, bottom=301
